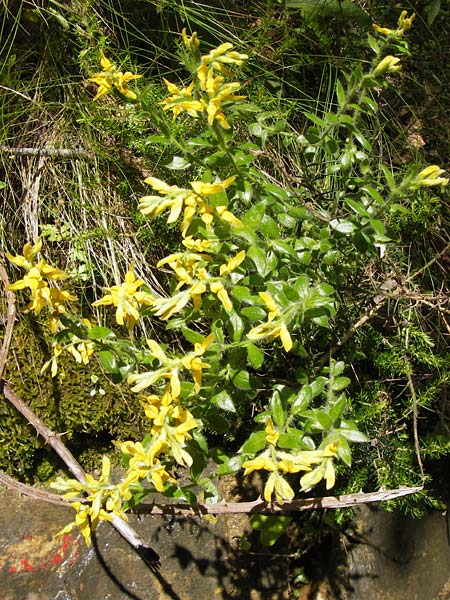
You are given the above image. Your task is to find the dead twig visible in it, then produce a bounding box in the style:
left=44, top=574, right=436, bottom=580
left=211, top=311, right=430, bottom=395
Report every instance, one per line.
left=0, top=257, right=16, bottom=380
left=0, top=465, right=422, bottom=515
left=1, top=145, right=90, bottom=159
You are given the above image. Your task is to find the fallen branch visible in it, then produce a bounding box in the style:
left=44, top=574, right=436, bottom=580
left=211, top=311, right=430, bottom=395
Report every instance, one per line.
left=1, top=145, right=90, bottom=159
left=129, top=486, right=424, bottom=515
left=0, top=258, right=16, bottom=379
left=0, top=459, right=422, bottom=516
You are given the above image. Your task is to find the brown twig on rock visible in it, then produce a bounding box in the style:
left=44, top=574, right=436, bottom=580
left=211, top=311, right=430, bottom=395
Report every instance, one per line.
left=0, top=463, right=422, bottom=515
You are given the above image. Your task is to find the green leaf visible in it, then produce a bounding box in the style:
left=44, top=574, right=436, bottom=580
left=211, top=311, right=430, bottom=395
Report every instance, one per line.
left=335, top=78, right=346, bottom=108
left=99, top=349, right=117, bottom=372
left=345, top=198, right=370, bottom=218
left=217, top=455, right=246, bottom=475
left=260, top=215, right=280, bottom=239
left=339, top=421, right=369, bottom=443
left=426, top=0, right=441, bottom=26
left=165, top=155, right=191, bottom=170
left=211, top=390, right=236, bottom=413
left=248, top=246, right=267, bottom=274
left=304, top=111, right=327, bottom=128
left=312, top=315, right=330, bottom=328
left=271, top=240, right=296, bottom=257
left=331, top=219, right=356, bottom=234
left=241, top=306, right=267, bottom=321
left=247, top=343, right=264, bottom=369
left=292, top=385, right=313, bottom=413
left=250, top=515, right=292, bottom=547
left=270, top=391, right=286, bottom=427
left=310, top=376, right=327, bottom=398
left=277, top=431, right=305, bottom=450
left=230, top=369, right=252, bottom=390
left=240, top=430, right=267, bottom=454
left=229, top=311, right=244, bottom=342
left=88, top=326, right=114, bottom=340
left=277, top=213, right=297, bottom=229
left=329, top=395, right=347, bottom=422
left=231, top=286, right=253, bottom=301
left=201, top=478, right=220, bottom=503
left=205, top=411, right=230, bottom=433
left=332, top=377, right=351, bottom=391
left=181, top=327, right=205, bottom=344
left=337, top=435, right=352, bottom=466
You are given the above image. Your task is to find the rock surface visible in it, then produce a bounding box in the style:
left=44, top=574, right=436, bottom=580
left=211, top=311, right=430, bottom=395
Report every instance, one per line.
left=1, top=482, right=450, bottom=600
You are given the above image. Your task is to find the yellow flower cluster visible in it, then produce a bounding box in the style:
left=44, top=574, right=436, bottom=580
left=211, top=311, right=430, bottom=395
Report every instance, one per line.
left=416, top=165, right=449, bottom=187
left=154, top=248, right=245, bottom=318
left=92, top=264, right=154, bottom=329
left=128, top=334, right=214, bottom=395
left=160, top=29, right=247, bottom=129
left=88, top=52, right=142, bottom=100
left=247, top=291, right=293, bottom=351
left=41, top=321, right=95, bottom=378
left=139, top=175, right=242, bottom=237
left=51, top=375, right=201, bottom=545
left=51, top=456, right=124, bottom=546
left=6, top=238, right=75, bottom=332
left=243, top=441, right=339, bottom=503
left=372, top=10, right=415, bottom=37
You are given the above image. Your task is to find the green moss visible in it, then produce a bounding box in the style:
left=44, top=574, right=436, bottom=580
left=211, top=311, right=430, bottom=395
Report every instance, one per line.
left=1, top=316, right=147, bottom=482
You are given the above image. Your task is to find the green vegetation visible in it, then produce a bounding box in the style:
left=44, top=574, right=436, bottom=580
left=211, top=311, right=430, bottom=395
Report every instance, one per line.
left=1, top=0, right=450, bottom=587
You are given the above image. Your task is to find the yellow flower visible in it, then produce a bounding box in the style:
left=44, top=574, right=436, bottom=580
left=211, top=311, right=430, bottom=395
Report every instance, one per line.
left=416, top=165, right=449, bottom=187
left=66, top=339, right=95, bottom=365
left=190, top=176, right=236, bottom=196
left=151, top=289, right=193, bottom=320
left=200, top=42, right=248, bottom=72
left=210, top=281, right=233, bottom=311
left=182, top=236, right=214, bottom=252
left=88, top=52, right=141, bottom=100
left=6, top=238, right=42, bottom=270
left=247, top=321, right=293, bottom=352
left=242, top=443, right=339, bottom=501
left=160, top=80, right=206, bottom=119
left=219, top=250, right=246, bottom=276
left=242, top=454, right=278, bottom=475
left=372, top=24, right=396, bottom=35
left=264, top=471, right=295, bottom=503
left=373, top=55, right=401, bottom=77
left=182, top=28, right=200, bottom=49
left=215, top=206, right=244, bottom=228
left=141, top=175, right=239, bottom=236
left=265, top=416, right=279, bottom=446
left=92, top=265, right=153, bottom=328
left=372, top=11, right=415, bottom=37
left=259, top=292, right=280, bottom=321
left=397, top=10, right=415, bottom=31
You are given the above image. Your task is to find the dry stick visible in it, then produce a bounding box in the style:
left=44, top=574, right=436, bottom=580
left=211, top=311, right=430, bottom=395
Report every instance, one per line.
left=0, top=259, right=16, bottom=380
left=0, top=466, right=422, bottom=515
left=0, top=471, right=77, bottom=508
left=1, top=146, right=90, bottom=159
